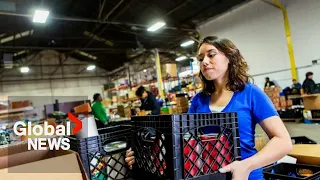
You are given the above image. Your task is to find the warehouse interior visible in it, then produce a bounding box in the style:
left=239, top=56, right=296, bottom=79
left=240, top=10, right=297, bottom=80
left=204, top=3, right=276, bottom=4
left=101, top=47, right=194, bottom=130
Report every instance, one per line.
left=0, top=0, right=319, bottom=179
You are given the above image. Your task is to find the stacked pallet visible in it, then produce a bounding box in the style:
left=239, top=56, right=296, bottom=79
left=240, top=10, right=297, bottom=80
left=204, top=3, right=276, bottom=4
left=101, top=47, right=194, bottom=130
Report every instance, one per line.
left=175, top=96, right=189, bottom=113
left=264, top=87, right=292, bottom=110
left=117, top=105, right=132, bottom=118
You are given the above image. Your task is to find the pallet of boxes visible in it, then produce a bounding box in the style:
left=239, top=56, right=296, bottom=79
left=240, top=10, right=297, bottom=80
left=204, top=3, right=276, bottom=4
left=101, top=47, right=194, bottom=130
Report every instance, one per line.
left=264, top=87, right=298, bottom=122
left=264, top=87, right=288, bottom=110
left=175, top=94, right=189, bottom=113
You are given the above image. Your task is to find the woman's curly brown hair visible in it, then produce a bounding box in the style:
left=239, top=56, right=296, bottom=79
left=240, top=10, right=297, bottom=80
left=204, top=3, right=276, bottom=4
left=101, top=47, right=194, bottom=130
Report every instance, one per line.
left=198, top=36, right=250, bottom=94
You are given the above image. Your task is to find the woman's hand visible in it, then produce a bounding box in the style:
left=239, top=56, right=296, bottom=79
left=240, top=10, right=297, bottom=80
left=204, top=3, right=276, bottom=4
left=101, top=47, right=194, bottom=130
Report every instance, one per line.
left=219, top=161, right=251, bottom=180
left=125, top=151, right=135, bottom=169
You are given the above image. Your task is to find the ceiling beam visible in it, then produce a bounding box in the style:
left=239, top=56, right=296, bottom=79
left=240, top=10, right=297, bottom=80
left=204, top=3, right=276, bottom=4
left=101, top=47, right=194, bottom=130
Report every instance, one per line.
left=0, top=52, right=38, bottom=78
left=76, top=67, right=89, bottom=75
left=50, top=53, right=70, bottom=76
left=0, top=45, right=125, bottom=52
left=0, top=75, right=108, bottom=83
left=0, top=64, right=89, bottom=67
left=165, top=0, right=193, bottom=16
left=0, top=11, right=195, bottom=32
left=98, top=0, right=107, bottom=19
left=84, top=0, right=133, bottom=48
left=0, top=45, right=183, bottom=54
left=104, top=0, right=125, bottom=20
left=260, top=0, right=281, bottom=9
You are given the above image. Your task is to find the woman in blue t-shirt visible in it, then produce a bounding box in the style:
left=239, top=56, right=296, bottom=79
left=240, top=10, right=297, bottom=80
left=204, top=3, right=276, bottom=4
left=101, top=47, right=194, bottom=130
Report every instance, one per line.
left=126, top=36, right=292, bottom=180
left=187, top=36, right=292, bottom=179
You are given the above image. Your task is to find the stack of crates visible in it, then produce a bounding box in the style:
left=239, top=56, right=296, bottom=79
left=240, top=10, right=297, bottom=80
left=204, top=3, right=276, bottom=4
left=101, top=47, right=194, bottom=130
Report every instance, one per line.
left=68, top=123, right=132, bottom=180
left=131, top=112, right=241, bottom=180
left=263, top=163, right=320, bottom=179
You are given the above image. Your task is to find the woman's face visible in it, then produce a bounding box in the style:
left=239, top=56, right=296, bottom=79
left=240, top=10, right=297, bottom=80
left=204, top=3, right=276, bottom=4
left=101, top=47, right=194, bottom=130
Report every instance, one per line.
left=197, top=43, right=229, bottom=81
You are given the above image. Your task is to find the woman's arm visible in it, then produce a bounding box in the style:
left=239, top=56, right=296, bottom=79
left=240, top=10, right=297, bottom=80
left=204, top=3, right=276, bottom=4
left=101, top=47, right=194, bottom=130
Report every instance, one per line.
left=243, top=116, right=292, bottom=171
left=220, top=85, right=292, bottom=179
left=246, top=85, right=292, bottom=170
left=220, top=116, right=292, bottom=179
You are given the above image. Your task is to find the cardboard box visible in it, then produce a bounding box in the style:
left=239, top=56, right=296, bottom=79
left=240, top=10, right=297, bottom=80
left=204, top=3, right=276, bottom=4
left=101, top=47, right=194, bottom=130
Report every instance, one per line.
left=280, top=101, right=286, bottom=107
left=265, top=87, right=281, bottom=93
left=288, top=144, right=320, bottom=165
left=128, top=90, right=136, bottom=99
left=74, top=103, right=91, bottom=114
left=286, top=99, right=293, bottom=107
left=272, top=98, right=279, bottom=103
left=302, top=94, right=320, bottom=110
left=0, top=142, right=88, bottom=180
left=272, top=92, right=280, bottom=98
left=117, top=105, right=131, bottom=117
left=161, top=64, right=177, bottom=78
left=11, top=101, right=32, bottom=109
left=112, top=96, right=117, bottom=102
left=264, top=87, right=273, bottom=93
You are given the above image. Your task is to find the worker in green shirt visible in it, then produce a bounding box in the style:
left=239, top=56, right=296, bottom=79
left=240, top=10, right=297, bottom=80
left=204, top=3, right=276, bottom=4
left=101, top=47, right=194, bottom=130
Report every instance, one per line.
left=91, top=93, right=109, bottom=127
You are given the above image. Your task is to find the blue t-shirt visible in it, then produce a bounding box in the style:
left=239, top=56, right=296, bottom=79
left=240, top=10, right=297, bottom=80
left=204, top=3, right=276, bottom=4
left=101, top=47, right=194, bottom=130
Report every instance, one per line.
left=188, top=83, right=278, bottom=180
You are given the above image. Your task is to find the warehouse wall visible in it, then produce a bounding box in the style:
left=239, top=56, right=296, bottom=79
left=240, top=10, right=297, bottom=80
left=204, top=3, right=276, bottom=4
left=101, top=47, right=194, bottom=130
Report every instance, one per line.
left=0, top=50, right=109, bottom=103
left=0, top=77, right=106, bottom=99
left=198, top=0, right=320, bottom=89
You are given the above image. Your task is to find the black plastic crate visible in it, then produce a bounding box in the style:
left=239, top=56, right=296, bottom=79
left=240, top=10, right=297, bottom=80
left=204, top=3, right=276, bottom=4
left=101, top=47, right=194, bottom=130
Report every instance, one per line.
left=263, top=163, right=320, bottom=180
left=311, top=110, right=320, bottom=119
left=131, top=113, right=241, bottom=180
left=291, top=136, right=317, bottom=144
left=68, top=124, right=132, bottom=180
left=278, top=109, right=304, bottom=119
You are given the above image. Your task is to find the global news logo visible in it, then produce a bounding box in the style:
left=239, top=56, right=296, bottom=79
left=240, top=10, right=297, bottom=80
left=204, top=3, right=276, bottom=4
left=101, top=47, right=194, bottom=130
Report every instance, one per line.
left=13, top=112, right=82, bottom=150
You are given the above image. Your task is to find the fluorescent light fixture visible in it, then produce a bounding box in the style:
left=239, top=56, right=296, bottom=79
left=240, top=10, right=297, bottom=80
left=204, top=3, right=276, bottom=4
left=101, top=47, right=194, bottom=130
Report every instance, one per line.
left=20, top=67, right=29, bottom=73
left=175, top=56, right=187, bottom=62
left=84, top=31, right=113, bottom=47
left=87, top=65, right=96, bottom=71
left=75, top=50, right=97, bottom=60
left=14, top=50, right=28, bottom=57
left=180, top=40, right=195, bottom=47
left=33, top=10, right=49, bottom=23
left=147, top=22, right=166, bottom=32
left=0, top=30, right=33, bottom=44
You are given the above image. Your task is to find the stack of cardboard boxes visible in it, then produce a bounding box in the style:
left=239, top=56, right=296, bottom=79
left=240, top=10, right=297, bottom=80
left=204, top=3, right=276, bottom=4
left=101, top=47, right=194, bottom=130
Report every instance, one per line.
left=264, top=87, right=292, bottom=110
left=128, top=89, right=137, bottom=100
left=161, top=63, right=177, bottom=78
left=117, top=105, right=131, bottom=118
left=11, top=100, right=32, bottom=109
left=0, top=142, right=88, bottom=180
left=175, top=96, right=189, bottom=113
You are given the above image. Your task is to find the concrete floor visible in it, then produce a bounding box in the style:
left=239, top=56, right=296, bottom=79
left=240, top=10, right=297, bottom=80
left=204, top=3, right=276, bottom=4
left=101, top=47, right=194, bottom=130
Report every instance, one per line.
left=256, top=122, right=320, bottom=143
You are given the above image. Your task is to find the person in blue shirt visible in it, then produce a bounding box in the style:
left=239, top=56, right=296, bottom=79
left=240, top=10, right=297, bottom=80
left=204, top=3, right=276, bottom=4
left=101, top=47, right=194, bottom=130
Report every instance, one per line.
left=292, top=79, right=302, bottom=89
left=188, top=36, right=292, bottom=180
left=126, top=36, right=292, bottom=180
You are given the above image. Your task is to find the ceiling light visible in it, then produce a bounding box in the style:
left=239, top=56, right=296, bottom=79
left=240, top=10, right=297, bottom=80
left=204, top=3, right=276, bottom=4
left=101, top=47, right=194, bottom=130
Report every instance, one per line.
left=20, top=67, right=29, bottom=73
left=180, top=40, right=195, bottom=47
left=75, top=50, right=97, bottom=60
left=14, top=50, right=28, bottom=57
left=143, top=69, right=147, bottom=72
left=175, top=56, right=187, bottom=62
left=33, top=10, right=49, bottom=23
left=147, top=22, right=166, bottom=32
left=87, top=65, right=96, bottom=71
left=1, top=30, right=33, bottom=44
